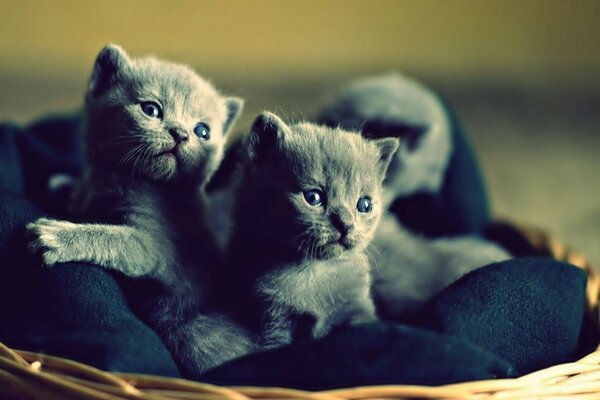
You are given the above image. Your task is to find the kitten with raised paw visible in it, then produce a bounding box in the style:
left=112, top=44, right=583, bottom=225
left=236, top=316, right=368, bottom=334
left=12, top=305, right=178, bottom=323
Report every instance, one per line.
left=26, top=44, right=253, bottom=377
left=224, top=112, right=399, bottom=349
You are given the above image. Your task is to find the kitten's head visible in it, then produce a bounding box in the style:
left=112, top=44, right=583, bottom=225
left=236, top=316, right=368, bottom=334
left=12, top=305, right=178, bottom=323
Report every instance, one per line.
left=240, top=112, right=399, bottom=260
left=84, top=44, right=243, bottom=186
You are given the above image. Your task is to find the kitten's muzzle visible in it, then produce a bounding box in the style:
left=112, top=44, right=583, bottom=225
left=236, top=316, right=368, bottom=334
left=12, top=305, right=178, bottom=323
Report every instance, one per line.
left=320, top=237, right=355, bottom=259
left=325, top=233, right=355, bottom=251
left=330, top=210, right=353, bottom=237
left=155, top=128, right=189, bottom=159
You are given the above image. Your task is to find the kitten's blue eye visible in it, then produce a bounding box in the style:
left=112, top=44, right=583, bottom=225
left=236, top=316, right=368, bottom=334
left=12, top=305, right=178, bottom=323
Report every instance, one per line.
left=357, top=196, right=372, bottom=213
left=140, top=102, right=162, bottom=119
left=303, top=189, right=325, bottom=207
left=194, top=123, right=211, bottom=141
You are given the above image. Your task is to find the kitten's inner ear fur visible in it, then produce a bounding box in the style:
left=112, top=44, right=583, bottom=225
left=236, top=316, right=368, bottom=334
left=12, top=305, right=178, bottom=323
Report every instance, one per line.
left=89, top=44, right=131, bottom=97
left=247, top=111, right=289, bottom=166
left=374, top=138, right=400, bottom=180
left=222, top=97, right=244, bottom=135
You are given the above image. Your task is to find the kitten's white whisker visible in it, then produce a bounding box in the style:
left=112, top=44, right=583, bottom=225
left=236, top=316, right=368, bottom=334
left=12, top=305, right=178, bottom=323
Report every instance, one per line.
left=365, top=246, right=379, bottom=268
left=131, top=145, right=149, bottom=181
left=310, top=239, right=317, bottom=261
left=138, top=146, right=155, bottom=180
left=370, top=244, right=382, bottom=258
left=118, top=144, right=146, bottom=168
left=300, top=237, right=308, bottom=259
left=298, top=238, right=308, bottom=258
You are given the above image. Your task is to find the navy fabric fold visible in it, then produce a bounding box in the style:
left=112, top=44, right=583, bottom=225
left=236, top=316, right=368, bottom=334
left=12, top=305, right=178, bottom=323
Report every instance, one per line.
left=202, top=322, right=516, bottom=389
left=413, top=257, right=595, bottom=374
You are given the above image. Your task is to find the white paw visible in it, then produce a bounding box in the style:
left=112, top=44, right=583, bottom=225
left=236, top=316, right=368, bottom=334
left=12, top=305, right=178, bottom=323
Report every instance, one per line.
left=26, top=218, right=77, bottom=267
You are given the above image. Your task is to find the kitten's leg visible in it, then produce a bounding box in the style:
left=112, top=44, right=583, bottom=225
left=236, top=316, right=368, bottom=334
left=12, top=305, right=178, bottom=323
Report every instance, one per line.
left=259, top=307, right=294, bottom=350
left=164, top=313, right=256, bottom=378
left=27, top=217, right=159, bottom=277
left=348, top=270, right=378, bottom=326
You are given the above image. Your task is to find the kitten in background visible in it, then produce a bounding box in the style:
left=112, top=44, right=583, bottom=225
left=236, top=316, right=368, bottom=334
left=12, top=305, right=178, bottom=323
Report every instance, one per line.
left=26, top=45, right=253, bottom=376
left=224, top=112, right=399, bottom=349
left=318, top=74, right=510, bottom=319
left=317, top=73, right=452, bottom=208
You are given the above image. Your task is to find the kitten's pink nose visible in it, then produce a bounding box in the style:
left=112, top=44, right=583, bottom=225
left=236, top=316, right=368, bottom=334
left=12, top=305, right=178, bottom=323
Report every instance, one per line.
left=169, top=127, right=189, bottom=144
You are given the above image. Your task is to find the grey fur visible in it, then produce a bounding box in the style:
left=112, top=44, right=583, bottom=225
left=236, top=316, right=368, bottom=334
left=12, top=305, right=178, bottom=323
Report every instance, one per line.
left=371, top=215, right=510, bottom=319
left=26, top=44, right=252, bottom=377
left=318, top=74, right=511, bottom=319
left=225, top=112, right=399, bottom=349
left=317, top=73, right=453, bottom=207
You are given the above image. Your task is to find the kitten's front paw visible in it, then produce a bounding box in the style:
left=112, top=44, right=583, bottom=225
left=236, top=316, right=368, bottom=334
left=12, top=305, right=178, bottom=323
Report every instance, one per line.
left=26, top=218, right=78, bottom=267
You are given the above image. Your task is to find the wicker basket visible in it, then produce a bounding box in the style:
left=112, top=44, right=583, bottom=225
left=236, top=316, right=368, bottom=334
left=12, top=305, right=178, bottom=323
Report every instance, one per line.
left=1, top=222, right=599, bottom=400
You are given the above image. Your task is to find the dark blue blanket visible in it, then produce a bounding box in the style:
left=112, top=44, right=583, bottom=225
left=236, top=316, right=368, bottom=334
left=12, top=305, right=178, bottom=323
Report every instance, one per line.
left=0, top=113, right=596, bottom=387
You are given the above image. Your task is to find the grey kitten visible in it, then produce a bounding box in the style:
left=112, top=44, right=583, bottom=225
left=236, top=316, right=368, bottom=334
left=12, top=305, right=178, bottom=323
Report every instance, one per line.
left=26, top=44, right=253, bottom=376
left=225, top=112, right=399, bottom=349
left=318, top=73, right=510, bottom=320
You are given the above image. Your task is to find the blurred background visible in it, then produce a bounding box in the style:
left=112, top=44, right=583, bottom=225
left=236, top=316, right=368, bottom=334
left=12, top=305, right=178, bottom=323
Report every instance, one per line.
left=1, top=0, right=598, bottom=265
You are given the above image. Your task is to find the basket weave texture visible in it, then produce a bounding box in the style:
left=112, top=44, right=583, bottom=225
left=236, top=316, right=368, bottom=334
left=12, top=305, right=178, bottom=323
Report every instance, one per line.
left=1, top=222, right=599, bottom=400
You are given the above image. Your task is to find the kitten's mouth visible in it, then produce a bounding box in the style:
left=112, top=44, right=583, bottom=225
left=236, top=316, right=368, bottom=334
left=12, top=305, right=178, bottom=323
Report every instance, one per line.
left=300, top=237, right=355, bottom=260
left=327, top=237, right=354, bottom=251
left=314, top=239, right=354, bottom=260
left=156, top=147, right=179, bottom=159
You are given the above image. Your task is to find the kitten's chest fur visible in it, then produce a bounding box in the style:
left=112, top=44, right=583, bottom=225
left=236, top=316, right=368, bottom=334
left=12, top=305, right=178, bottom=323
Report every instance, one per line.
left=257, top=253, right=373, bottom=332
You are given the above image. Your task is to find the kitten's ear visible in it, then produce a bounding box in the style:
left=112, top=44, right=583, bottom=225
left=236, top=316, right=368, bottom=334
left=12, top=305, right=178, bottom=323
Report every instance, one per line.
left=89, top=44, right=131, bottom=97
left=374, top=138, right=400, bottom=180
left=247, top=111, right=289, bottom=165
left=222, top=97, right=244, bottom=135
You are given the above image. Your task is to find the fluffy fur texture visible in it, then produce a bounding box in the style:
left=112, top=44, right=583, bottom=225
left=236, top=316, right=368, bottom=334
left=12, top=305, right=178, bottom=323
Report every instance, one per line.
left=225, top=112, right=399, bottom=349
left=317, top=74, right=511, bottom=319
left=317, top=73, right=453, bottom=208
left=26, top=44, right=253, bottom=376
left=371, top=215, right=510, bottom=319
